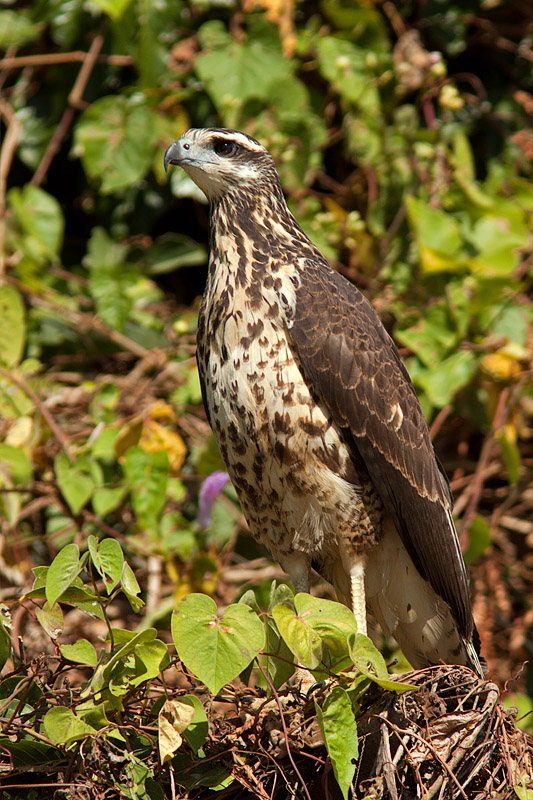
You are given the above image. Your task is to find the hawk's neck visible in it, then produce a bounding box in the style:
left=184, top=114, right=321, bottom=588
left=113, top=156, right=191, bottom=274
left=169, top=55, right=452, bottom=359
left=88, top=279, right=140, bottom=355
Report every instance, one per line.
left=207, top=187, right=323, bottom=289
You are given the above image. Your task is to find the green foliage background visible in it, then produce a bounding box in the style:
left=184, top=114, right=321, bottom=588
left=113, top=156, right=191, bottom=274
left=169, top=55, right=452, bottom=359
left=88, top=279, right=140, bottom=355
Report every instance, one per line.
left=0, top=0, right=532, bottom=796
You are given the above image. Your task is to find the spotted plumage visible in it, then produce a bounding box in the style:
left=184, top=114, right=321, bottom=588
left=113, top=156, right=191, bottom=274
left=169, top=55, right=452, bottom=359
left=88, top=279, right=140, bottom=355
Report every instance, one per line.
left=164, top=128, right=484, bottom=676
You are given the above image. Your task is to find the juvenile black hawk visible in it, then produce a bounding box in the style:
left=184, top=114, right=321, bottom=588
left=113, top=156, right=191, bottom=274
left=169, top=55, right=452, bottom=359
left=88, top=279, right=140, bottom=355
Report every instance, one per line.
left=164, top=128, right=483, bottom=676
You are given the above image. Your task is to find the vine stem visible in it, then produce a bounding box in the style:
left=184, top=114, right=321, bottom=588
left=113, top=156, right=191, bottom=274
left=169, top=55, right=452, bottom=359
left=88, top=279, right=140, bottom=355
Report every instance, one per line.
left=0, top=366, right=74, bottom=462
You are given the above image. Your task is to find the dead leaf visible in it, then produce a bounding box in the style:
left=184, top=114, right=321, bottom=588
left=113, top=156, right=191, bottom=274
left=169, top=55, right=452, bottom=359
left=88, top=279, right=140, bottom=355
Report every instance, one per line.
left=158, top=698, right=195, bottom=764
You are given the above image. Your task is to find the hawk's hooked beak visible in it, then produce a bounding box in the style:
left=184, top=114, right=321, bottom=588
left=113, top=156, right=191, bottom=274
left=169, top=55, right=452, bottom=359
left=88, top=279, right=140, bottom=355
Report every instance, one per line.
left=164, top=139, right=191, bottom=173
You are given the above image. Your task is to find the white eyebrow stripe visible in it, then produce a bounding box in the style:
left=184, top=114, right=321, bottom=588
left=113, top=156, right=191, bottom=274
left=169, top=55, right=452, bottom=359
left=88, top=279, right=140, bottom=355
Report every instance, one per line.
left=185, top=128, right=267, bottom=154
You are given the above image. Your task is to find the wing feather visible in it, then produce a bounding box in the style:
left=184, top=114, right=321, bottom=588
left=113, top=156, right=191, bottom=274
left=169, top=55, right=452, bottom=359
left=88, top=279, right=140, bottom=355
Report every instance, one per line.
left=290, top=260, right=474, bottom=641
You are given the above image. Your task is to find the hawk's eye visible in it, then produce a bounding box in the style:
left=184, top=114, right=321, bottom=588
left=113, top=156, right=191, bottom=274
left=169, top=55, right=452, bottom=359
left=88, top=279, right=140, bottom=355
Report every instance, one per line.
left=214, top=140, right=237, bottom=157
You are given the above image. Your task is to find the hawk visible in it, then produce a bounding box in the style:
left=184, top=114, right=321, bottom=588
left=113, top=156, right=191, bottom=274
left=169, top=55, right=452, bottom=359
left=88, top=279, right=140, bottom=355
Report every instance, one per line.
left=164, top=128, right=483, bottom=676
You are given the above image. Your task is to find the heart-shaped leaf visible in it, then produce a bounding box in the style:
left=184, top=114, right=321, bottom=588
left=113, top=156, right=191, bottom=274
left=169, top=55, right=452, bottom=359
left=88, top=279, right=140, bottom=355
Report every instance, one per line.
left=171, top=593, right=265, bottom=695
left=315, top=686, right=358, bottom=799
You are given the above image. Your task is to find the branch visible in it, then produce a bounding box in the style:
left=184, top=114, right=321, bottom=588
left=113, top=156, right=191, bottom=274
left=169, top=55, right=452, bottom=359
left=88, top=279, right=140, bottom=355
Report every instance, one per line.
left=31, top=35, right=105, bottom=188
left=0, top=98, right=22, bottom=276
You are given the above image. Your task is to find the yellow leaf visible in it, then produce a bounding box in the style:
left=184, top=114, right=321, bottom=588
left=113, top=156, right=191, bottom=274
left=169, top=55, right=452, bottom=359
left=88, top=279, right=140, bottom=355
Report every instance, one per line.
left=242, top=0, right=296, bottom=56
left=147, top=400, right=177, bottom=423
left=114, top=417, right=144, bottom=458
left=481, top=352, right=521, bottom=382
left=503, top=422, right=518, bottom=444
left=419, top=244, right=461, bottom=274
left=5, top=415, right=33, bottom=448
left=158, top=699, right=195, bottom=763
left=323, top=197, right=348, bottom=224
left=140, top=418, right=186, bottom=474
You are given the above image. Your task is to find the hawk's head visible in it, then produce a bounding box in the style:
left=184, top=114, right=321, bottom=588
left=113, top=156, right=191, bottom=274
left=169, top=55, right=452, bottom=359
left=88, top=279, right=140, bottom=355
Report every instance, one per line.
left=164, top=128, right=278, bottom=201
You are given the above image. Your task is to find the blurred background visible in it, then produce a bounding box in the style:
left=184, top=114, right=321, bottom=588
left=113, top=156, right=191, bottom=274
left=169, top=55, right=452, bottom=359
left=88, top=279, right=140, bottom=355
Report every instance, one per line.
left=0, top=0, right=532, bottom=726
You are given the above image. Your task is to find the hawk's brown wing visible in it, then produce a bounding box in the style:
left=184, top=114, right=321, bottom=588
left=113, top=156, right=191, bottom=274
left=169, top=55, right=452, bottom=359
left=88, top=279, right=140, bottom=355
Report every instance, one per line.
left=290, top=259, right=474, bottom=642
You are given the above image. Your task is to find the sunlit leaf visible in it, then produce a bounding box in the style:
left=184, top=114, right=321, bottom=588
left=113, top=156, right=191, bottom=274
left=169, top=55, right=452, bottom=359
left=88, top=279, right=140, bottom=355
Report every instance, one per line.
left=7, top=185, right=64, bottom=260
left=45, top=544, right=81, bottom=608
left=158, top=698, right=195, bottom=763
left=44, top=706, right=97, bottom=745
left=273, top=594, right=357, bottom=675
left=130, top=638, right=170, bottom=686
left=0, top=10, right=42, bottom=47
left=172, top=594, right=265, bottom=694
left=74, top=96, right=157, bottom=193
left=406, top=196, right=463, bottom=273
left=60, top=639, right=98, bottom=667
left=348, top=633, right=415, bottom=692
left=36, top=602, right=64, bottom=640
left=0, top=287, right=25, bottom=369
left=89, top=537, right=124, bottom=592
left=89, top=0, right=132, bottom=20
left=0, top=444, right=32, bottom=485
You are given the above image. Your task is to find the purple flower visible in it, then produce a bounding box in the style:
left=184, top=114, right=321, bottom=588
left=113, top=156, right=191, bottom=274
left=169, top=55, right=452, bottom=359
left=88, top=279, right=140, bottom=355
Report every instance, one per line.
left=197, top=471, right=230, bottom=529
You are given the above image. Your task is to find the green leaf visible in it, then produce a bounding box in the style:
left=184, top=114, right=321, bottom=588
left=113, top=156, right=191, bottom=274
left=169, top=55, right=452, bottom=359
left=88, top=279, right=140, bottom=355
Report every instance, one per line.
left=120, top=562, right=143, bottom=612
left=89, top=268, right=134, bottom=331
left=271, top=601, right=323, bottom=670
left=60, top=639, right=98, bottom=666
left=36, top=601, right=64, bottom=639
left=130, top=638, right=170, bottom=686
left=124, top=447, right=168, bottom=524
left=491, top=306, right=529, bottom=347
left=406, top=197, right=463, bottom=274
left=92, top=485, right=128, bottom=516
left=0, top=443, right=32, bottom=485
left=90, top=537, right=124, bottom=593
left=89, top=0, right=132, bottom=20
left=42, top=0, right=84, bottom=48
left=273, top=594, right=357, bottom=674
left=463, top=516, right=492, bottom=564
left=8, top=185, right=64, bottom=260
left=143, top=234, right=207, bottom=275
left=467, top=215, right=524, bottom=277
left=315, top=686, right=358, bottom=799
left=0, top=10, right=43, bottom=47
left=55, top=453, right=97, bottom=514
left=0, top=619, right=12, bottom=671
left=348, top=633, right=415, bottom=692
left=0, top=738, right=62, bottom=768
left=413, top=350, right=477, bottom=408
left=45, top=544, right=81, bottom=608
left=84, top=227, right=135, bottom=331
left=84, top=226, right=128, bottom=271
left=0, top=287, right=25, bottom=368
left=195, top=20, right=293, bottom=127
left=74, top=96, right=157, bottom=194
left=497, top=428, right=521, bottom=486
left=514, top=782, right=533, bottom=800
left=44, top=706, right=97, bottom=745
left=395, top=301, right=457, bottom=366
left=171, top=594, right=265, bottom=695
left=179, top=695, right=209, bottom=754
left=96, top=629, right=158, bottom=686
left=317, top=37, right=380, bottom=115
left=264, top=616, right=295, bottom=689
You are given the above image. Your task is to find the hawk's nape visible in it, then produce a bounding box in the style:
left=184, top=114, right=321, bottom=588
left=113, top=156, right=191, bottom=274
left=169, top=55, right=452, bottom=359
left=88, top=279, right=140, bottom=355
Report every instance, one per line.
left=164, top=128, right=484, bottom=678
